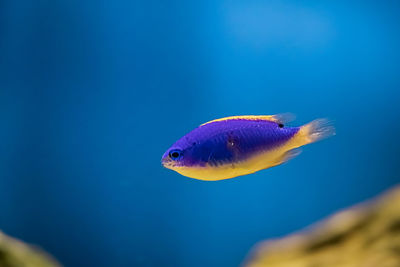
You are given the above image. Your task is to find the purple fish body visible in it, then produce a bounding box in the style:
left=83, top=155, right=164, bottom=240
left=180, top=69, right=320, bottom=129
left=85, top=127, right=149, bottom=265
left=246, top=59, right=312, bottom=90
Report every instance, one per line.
left=166, top=120, right=299, bottom=167
left=161, top=115, right=334, bottom=180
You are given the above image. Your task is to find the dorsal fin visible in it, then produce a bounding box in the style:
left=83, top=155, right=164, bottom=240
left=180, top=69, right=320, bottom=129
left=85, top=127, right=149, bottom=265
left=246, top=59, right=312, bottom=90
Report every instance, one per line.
left=200, top=113, right=295, bottom=126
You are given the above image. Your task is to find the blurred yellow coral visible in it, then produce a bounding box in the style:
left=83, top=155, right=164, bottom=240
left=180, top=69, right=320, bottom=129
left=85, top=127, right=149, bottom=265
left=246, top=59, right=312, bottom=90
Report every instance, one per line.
left=0, top=231, right=60, bottom=267
left=245, top=186, right=400, bottom=267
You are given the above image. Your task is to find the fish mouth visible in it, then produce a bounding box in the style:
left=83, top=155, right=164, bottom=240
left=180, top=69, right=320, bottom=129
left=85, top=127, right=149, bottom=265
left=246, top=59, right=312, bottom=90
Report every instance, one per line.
left=161, top=157, right=176, bottom=169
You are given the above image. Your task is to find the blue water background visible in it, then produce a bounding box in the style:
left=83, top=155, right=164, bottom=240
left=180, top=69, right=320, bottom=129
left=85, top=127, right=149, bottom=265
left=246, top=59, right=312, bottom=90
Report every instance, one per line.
left=0, top=1, right=399, bottom=266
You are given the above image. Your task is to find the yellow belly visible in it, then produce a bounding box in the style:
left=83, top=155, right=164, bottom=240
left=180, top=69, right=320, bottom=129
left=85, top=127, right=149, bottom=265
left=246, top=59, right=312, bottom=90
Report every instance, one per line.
left=173, top=151, right=282, bottom=181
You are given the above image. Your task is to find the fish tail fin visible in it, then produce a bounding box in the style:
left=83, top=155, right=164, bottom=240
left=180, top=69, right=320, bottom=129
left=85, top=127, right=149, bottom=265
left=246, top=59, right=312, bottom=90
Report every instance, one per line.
left=298, top=119, right=335, bottom=145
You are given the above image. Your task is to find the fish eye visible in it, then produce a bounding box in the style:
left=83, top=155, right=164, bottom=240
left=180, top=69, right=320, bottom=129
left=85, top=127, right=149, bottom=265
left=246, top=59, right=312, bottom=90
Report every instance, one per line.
left=169, top=149, right=182, bottom=160
left=278, top=123, right=284, bottom=128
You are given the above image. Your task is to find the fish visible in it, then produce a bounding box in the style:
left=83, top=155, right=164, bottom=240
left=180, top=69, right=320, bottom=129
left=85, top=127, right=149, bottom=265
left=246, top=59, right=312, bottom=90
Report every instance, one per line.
left=161, top=114, right=335, bottom=181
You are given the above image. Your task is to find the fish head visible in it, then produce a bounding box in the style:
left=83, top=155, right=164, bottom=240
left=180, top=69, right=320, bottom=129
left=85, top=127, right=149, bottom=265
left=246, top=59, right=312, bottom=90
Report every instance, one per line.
left=161, top=137, right=201, bottom=170
left=161, top=146, right=185, bottom=169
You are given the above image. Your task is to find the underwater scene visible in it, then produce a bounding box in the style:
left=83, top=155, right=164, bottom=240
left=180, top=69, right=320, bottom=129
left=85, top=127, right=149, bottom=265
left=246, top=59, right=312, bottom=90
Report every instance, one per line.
left=0, top=1, right=399, bottom=266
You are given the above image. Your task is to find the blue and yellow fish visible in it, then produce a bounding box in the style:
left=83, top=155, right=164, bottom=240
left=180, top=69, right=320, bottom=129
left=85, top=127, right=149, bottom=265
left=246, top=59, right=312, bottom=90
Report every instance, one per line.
left=161, top=114, right=335, bottom=181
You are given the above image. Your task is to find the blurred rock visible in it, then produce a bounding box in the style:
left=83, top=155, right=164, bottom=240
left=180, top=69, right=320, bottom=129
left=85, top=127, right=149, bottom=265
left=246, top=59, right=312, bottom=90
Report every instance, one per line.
left=0, top=231, right=60, bottom=267
left=245, top=185, right=400, bottom=267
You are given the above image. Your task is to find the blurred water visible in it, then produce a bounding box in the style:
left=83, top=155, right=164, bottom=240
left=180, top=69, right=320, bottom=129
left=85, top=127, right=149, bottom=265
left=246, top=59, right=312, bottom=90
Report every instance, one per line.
left=0, top=1, right=399, bottom=266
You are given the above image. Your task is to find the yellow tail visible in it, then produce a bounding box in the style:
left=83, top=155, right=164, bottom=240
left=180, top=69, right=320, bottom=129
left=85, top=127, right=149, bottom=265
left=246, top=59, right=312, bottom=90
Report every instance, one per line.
left=297, top=119, right=336, bottom=146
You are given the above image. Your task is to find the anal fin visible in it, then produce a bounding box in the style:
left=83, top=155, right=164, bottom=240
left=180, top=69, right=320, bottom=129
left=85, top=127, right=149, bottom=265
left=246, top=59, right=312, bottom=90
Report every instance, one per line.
left=274, top=148, right=302, bottom=165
